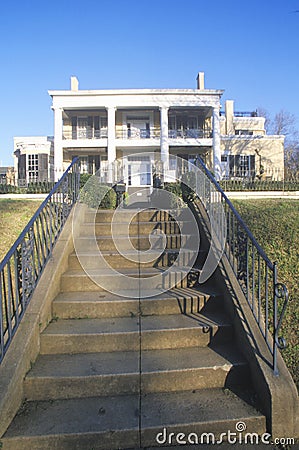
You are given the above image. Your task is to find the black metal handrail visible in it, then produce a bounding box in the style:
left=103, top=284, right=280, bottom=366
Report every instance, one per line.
left=194, top=157, right=289, bottom=375
left=0, top=158, right=80, bottom=363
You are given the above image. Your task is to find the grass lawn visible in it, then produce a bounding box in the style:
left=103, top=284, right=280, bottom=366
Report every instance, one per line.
left=233, top=199, right=299, bottom=389
left=0, top=199, right=41, bottom=262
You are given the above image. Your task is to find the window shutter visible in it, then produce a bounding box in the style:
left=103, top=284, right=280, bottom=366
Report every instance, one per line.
left=38, top=154, right=48, bottom=182
left=88, top=116, right=93, bottom=138
left=18, top=154, right=26, bottom=179
left=72, top=117, right=77, bottom=139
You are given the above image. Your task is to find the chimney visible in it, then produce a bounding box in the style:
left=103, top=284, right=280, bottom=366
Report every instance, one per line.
left=196, top=72, right=205, bottom=90
left=71, top=76, right=79, bottom=91
left=225, top=100, right=235, bottom=134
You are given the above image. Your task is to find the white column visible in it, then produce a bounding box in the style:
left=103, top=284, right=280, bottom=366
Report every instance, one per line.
left=107, top=107, right=116, bottom=183
left=160, top=106, right=169, bottom=167
left=107, top=107, right=116, bottom=162
left=53, top=107, right=63, bottom=181
left=213, top=106, right=221, bottom=180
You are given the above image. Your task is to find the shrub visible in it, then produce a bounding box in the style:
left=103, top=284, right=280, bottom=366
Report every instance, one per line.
left=80, top=173, right=92, bottom=189
left=79, top=176, right=116, bottom=209
left=181, top=171, right=196, bottom=203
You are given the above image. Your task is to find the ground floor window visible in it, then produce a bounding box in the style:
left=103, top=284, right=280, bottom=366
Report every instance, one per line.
left=228, top=154, right=255, bottom=178
left=79, top=155, right=104, bottom=174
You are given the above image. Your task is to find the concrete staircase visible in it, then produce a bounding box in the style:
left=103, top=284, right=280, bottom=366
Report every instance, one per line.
left=2, top=208, right=266, bottom=449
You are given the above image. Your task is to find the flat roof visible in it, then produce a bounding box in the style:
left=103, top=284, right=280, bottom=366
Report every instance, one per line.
left=48, top=88, right=224, bottom=97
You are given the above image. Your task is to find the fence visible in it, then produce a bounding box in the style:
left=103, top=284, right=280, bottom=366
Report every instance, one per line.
left=220, top=179, right=299, bottom=192
left=0, top=158, right=80, bottom=363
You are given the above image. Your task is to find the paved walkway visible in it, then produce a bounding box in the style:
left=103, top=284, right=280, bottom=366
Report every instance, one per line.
left=0, top=193, right=47, bottom=200
left=225, top=191, right=299, bottom=200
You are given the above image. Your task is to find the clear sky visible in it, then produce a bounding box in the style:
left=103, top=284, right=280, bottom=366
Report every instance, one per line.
left=0, top=0, right=298, bottom=165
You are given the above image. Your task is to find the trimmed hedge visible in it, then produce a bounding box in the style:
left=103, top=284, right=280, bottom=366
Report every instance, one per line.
left=220, top=179, right=299, bottom=191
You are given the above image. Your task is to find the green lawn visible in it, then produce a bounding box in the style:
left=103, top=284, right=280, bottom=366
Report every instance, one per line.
left=0, top=199, right=41, bottom=262
left=232, top=199, right=299, bottom=389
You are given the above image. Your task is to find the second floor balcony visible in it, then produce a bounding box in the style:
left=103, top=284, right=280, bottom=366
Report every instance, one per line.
left=62, top=109, right=213, bottom=145
left=63, top=126, right=212, bottom=142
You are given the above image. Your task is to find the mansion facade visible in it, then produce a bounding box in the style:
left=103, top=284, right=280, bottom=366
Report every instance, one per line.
left=46, top=73, right=284, bottom=186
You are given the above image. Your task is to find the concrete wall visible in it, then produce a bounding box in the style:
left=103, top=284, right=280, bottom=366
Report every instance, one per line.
left=221, top=136, right=285, bottom=179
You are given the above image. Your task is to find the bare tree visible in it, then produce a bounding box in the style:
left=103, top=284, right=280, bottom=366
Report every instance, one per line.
left=257, top=107, right=271, bottom=133
left=271, top=110, right=297, bottom=137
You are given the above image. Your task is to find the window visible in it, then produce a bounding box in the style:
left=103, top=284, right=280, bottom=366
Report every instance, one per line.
left=168, top=114, right=203, bottom=138
left=71, top=115, right=107, bottom=139
left=235, top=130, right=254, bottom=136
left=28, top=154, right=39, bottom=182
left=229, top=155, right=255, bottom=178
left=126, top=116, right=150, bottom=139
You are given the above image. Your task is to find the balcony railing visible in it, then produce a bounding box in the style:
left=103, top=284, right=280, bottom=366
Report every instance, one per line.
left=168, top=129, right=212, bottom=139
left=63, top=129, right=108, bottom=140
left=116, top=128, right=160, bottom=139
left=63, top=127, right=212, bottom=141
left=220, top=111, right=258, bottom=118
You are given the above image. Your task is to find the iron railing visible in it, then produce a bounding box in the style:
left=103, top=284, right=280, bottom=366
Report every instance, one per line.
left=220, top=111, right=258, bottom=118
left=194, top=157, right=289, bottom=375
left=0, top=158, right=80, bottom=363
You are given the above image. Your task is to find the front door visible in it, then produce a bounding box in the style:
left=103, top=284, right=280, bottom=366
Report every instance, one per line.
left=127, top=156, right=151, bottom=186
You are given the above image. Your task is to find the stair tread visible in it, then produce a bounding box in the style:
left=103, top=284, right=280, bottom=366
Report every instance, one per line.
left=62, top=267, right=196, bottom=276
left=72, top=248, right=196, bottom=256
left=76, top=233, right=195, bottom=239
left=54, top=286, right=221, bottom=302
left=43, top=317, right=140, bottom=335
left=43, top=311, right=230, bottom=336
left=3, top=388, right=265, bottom=439
left=26, top=345, right=246, bottom=379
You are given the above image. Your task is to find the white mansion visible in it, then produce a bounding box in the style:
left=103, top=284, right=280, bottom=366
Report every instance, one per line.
left=37, top=73, right=284, bottom=186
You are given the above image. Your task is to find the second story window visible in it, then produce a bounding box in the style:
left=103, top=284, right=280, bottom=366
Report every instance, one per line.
left=126, top=116, right=150, bottom=139
left=71, top=116, right=108, bottom=139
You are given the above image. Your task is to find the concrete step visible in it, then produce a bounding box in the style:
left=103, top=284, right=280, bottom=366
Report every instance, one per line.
left=74, top=234, right=198, bottom=252
left=40, top=316, right=140, bottom=355
left=24, top=345, right=248, bottom=401
left=140, top=388, right=266, bottom=448
left=79, top=220, right=195, bottom=237
left=68, top=249, right=197, bottom=270
left=84, top=208, right=190, bottom=224
left=52, top=287, right=223, bottom=318
left=2, top=388, right=266, bottom=449
left=40, top=312, right=231, bottom=355
left=60, top=268, right=199, bottom=292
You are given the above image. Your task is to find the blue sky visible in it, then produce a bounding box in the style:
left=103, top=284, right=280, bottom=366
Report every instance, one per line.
left=0, top=0, right=299, bottom=165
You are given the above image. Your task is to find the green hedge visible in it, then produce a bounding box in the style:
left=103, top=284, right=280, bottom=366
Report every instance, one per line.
left=0, top=182, right=54, bottom=194
left=220, top=179, right=299, bottom=191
